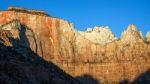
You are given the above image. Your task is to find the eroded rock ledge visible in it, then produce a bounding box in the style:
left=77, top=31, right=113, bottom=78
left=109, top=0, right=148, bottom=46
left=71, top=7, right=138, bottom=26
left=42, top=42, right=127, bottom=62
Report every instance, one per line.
left=0, top=7, right=150, bottom=84
left=8, top=6, right=48, bottom=16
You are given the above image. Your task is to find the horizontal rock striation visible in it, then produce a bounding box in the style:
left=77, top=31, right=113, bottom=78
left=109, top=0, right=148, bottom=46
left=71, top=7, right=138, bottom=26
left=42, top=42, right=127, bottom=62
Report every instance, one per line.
left=8, top=6, right=48, bottom=16
left=0, top=7, right=150, bottom=83
left=0, top=41, right=79, bottom=84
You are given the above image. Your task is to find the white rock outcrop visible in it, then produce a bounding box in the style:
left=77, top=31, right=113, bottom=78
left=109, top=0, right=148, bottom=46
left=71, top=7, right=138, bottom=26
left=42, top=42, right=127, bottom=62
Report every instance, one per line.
left=121, top=24, right=143, bottom=44
left=86, top=28, right=93, bottom=32
left=78, top=26, right=116, bottom=45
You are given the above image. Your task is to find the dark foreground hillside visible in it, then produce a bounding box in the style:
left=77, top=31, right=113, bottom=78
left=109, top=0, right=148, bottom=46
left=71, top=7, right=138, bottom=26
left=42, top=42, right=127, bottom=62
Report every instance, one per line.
left=0, top=43, right=80, bottom=84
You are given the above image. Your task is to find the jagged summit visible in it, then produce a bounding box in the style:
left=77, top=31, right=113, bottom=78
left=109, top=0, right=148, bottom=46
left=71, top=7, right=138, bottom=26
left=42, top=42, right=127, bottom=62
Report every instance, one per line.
left=0, top=7, right=149, bottom=45
left=85, top=26, right=109, bottom=32
left=147, top=31, right=150, bottom=42
left=126, top=24, right=138, bottom=31
left=121, top=24, right=143, bottom=44
left=0, top=7, right=150, bottom=83
left=78, top=26, right=116, bottom=45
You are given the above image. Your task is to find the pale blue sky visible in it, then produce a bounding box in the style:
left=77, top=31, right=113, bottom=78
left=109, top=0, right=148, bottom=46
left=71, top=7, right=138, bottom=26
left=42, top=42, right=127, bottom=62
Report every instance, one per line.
left=0, top=0, right=150, bottom=38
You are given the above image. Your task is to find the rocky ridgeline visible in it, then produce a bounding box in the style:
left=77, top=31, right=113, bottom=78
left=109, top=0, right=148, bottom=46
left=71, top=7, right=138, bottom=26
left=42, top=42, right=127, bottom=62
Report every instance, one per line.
left=0, top=7, right=150, bottom=84
left=121, top=24, right=144, bottom=44
left=78, top=26, right=116, bottom=45
left=8, top=7, right=48, bottom=16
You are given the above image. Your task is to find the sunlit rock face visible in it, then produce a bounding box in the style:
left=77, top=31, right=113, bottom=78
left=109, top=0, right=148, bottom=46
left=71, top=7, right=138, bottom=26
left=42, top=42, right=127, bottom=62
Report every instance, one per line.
left=0, top=20, right=34, bottom=49
left=147, top=31, right=150, bottom=42
left=78, top=26, right=116, bottom=45
left=121, top=24, right=144, bottom=44
left=0, top=29, right=12, bottom=46
left=0, top=7, right=150, bottom=84
left=0, top=40, right=79, bottom=84
left=0, top=8, right=76, bottom=63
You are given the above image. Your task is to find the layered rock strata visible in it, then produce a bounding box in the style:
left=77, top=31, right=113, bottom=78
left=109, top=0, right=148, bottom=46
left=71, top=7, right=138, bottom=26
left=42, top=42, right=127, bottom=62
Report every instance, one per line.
left=8, top=6, right=48, bottom=16
left=0, top=7, right=150, bottom=83
left=0, top=35, right=79, bottom=84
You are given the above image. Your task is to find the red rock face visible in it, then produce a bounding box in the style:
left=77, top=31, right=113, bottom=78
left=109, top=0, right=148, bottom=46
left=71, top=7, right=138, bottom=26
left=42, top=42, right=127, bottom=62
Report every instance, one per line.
left=0, top=11, right=73, bottom=61
left=0, top=9, right=150, bottom=83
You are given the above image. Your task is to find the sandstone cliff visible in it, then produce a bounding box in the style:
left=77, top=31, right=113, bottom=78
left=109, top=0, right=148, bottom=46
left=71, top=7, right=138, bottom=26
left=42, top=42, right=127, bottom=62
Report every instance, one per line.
left=147, top=31, right=150, bottom=42
left=0, top=7, right=150, bottom=84
left=0, top=35, right=79, bottom=84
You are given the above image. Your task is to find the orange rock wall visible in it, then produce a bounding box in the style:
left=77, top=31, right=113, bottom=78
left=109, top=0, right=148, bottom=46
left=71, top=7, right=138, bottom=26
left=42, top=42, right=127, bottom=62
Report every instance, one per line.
left=0, top=11, right=150, bottom=83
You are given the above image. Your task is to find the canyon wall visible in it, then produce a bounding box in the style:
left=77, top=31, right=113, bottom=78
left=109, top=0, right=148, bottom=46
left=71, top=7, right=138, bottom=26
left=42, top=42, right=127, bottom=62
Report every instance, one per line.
left=0, top=7, right=150, bottom=83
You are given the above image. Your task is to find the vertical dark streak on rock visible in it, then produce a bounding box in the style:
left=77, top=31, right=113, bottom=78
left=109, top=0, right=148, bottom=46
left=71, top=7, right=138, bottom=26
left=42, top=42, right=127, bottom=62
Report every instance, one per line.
left=40, top=41, right=43, bottom=58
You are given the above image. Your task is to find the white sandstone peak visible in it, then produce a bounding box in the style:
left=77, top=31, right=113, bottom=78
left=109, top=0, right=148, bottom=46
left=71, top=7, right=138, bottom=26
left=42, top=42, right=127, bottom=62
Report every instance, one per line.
left=121, top=24, right=143, bottom=44
left=86, top=28, right=93, bottom=32
left=78, top=26, right=116, bottom=45
left=93, top=26, right=109, bottom=32
left=127, top=24, right=138, bottom=31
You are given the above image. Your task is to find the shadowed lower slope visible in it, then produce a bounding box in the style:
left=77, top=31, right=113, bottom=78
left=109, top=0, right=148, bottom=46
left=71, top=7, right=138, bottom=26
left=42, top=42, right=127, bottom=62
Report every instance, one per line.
left=0, top=42, right=149, bottom=84
left=0, top=27, right=79, bottom=84
left=0, top=43, right=80, bottom=84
